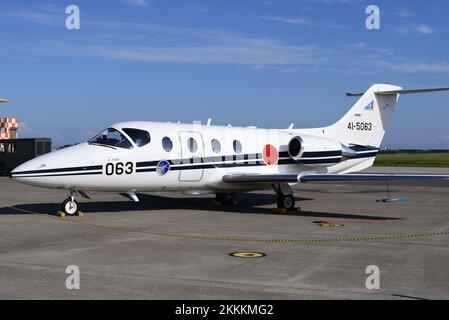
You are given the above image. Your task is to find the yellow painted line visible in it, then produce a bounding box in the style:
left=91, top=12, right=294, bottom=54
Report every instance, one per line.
left=1, top=204, right=449, bottom=244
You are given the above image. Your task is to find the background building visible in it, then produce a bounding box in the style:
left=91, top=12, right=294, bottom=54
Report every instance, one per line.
left=0, top=99, right=52, bottom=175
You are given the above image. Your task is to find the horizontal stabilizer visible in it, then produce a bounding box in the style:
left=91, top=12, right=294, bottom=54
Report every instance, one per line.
left=346, top=86, right=449, bottom=97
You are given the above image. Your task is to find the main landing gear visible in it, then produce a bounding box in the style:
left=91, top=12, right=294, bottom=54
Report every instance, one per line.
left=215, top=192, right=238, bottom=205
left=61, top=191, right=78, bottom=216
left=272, top=183, right=296, bottom=211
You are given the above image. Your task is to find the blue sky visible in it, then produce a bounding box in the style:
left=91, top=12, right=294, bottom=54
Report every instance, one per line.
left=0, top=0, right=448, bottom=148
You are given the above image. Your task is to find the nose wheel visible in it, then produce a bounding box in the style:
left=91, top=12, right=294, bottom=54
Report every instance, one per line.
left=61, top=195, right=78, bottom=216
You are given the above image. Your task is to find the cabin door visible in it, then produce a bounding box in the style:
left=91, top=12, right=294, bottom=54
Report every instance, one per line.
left=178, top=131, right=205, bottom=182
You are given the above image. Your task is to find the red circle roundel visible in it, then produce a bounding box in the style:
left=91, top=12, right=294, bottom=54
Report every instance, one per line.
left=263, top=144, right=279, bottom=166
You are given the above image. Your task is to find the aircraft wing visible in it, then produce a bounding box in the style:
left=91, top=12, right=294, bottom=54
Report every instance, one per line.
left=222, top=173, right=449, bottom=183
left=222, top=174, right=299, bottom=183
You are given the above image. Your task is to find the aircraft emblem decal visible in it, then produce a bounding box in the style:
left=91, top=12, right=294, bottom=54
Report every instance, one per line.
left=156, top=160, right=170, bottom=176
left=263, top=144, right=279, bottom=166
left=364, top=101, right=374, bottom=111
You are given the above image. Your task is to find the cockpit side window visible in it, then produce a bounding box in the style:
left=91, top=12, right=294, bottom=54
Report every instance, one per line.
left=88, top=128, right=133, bottom=149
left=122, top=128, right=151, bottom=147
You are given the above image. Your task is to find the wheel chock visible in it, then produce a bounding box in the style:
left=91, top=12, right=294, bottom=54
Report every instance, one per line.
left=76, top=211, right=84, bottom=217
left=56, top=211, right=66, bottom=217
left=56, top=211, right=84, bottom=217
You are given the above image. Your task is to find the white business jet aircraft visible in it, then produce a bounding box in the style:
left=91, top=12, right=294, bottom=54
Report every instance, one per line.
left=11, top=84, right=449, bottom=215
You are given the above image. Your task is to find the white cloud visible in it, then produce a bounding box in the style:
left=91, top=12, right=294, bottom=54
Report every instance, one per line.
left=72, top=42, right=325, bottom=67
left=298, top=0, right=363, bottom=4
left=119, top=0, right=150, bottom=7
left=397, top=24, right=436, bottom=35
left=390, top=62, right=449, bottom=73
left=259, top=15, right=315, bottom=26
left=2, top=8, right=448, bottom=76
left=397, top=27, right=410, bottom=35
left=259, top=15, right=347, bottom=29
left=396, top=10, right=415, bottom=18
left=0, top=4, right=62, bottom=26
left=414, top=24, right=435, bottom=34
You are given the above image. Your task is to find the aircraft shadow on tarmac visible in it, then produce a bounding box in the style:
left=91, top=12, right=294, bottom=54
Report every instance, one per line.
left=0, top=193, right=400, bottom=221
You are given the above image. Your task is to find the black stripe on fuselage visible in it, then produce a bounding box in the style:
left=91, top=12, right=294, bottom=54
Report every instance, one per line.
left=302, top=151, right=342, bottom=158
left=135, top=151, right=343, bottom=168
left=12, top=149, right=377, bottom=178
left=11, top=165, right=103, bottom=176
left=11, top=171, right=103, bottom=178
left=136, top=152, right=369, bottom=173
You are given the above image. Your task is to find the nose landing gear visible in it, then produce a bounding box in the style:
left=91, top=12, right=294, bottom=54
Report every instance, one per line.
left=61, top=191, right=79, bottom=216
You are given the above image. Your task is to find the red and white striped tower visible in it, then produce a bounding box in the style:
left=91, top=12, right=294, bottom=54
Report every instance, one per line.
left=0, top=98, right=19, bottom=140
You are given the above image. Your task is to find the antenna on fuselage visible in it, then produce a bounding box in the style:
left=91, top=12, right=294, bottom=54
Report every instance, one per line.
left=287, top=123, right=294, bottom=129
left=207, top=118, right=212, bottom=126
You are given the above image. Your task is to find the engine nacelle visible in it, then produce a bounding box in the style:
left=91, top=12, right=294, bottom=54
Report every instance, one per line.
left=288, top=135, right=343, bottom=167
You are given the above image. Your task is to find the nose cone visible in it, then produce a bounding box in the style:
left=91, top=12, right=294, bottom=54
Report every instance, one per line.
left=10, top=143, right=98, bottom=188
left=10, top=156, right=51, bottom=187
left=10, top=147, right=68, bottom=187
left=11, top=157, right=44, bottom=177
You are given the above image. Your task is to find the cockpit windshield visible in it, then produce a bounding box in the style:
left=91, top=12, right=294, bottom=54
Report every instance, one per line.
left=88, top=128, right=133, bottom=149
left=123, top=128, right=151, bottom=147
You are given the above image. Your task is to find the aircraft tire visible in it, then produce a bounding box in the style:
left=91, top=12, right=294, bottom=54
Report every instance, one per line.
left=277, top=195, right=295, bottom=211
left=62, top=198, right=78, bottom=216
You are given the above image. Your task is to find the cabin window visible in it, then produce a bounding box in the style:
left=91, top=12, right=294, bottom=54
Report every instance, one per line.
left=162, top=137, right=173, bottom=152
left=233, top=140, right=242, bottom=154
left=88, top=128, right=133, bottom=149
left=211, top=139, right=221, bottom=153
left=123, top=128, right=151, bottom=147
left=187, top=137, right=198, bottom=153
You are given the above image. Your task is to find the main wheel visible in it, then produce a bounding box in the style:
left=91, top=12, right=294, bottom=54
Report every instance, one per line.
left=216, top=192, right=237, bottom=205
left=277, top=195, right=295, bottom=211
left=61, top=198, right=78, bottom=215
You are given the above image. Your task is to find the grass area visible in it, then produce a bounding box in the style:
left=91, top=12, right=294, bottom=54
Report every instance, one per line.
left=374, top=153, right=449, bottom=167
